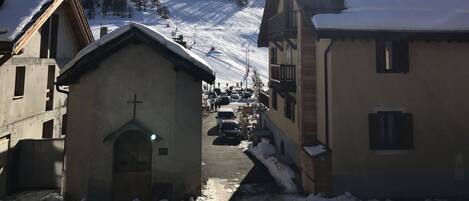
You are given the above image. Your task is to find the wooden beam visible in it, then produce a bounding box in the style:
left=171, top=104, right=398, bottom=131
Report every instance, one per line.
left=13, top=0, right=64, bottom=54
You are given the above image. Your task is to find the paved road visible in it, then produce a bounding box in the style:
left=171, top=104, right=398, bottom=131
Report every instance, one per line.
left=201, top=104, right=279, bottom=201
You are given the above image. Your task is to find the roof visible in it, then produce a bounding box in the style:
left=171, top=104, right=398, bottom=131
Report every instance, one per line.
left=218, top=108, right=235, bottom=112
left=257, top=0, right=343, bottom=47
left=0, top=0, right=93, bottom=55
left=57, top=22, right=215, bottom=85
left=312, top=0, right=469, bottom=32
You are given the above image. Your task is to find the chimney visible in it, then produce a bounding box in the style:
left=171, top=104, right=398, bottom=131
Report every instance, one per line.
left=100, top=27, right=108, bottom=38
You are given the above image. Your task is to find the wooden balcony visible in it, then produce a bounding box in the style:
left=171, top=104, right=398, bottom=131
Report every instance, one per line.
left=268, top=11, right=297, bottom=41
left=270, top=64, right=296, bottom=93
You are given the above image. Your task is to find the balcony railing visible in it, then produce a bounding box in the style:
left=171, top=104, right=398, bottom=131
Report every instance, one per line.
left=270, top=64, right=296, bottom=92
left=268, top=11, right=297, bottom=40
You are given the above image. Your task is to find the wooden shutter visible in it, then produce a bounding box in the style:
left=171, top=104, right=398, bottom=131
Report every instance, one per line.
left=369, top=113, right=379, bottom=149
left=398, top=41, right=409, bottom=73
left=49, top=14, right=59, bottom=58
left=40, top=19, right=50, bottom=58
left=375, top=40, right=386, bottom=73
left=400, top=113, right=413, bottom=149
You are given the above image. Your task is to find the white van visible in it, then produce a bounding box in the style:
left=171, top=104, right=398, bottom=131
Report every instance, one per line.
left=216, top=108, right=236, bottom=126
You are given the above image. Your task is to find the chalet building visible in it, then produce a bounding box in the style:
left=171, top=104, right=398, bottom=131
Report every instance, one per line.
left=258, top=0, right=469, bottom=199
left=57, top=23, right=215, bottom=201
left=0, top=0, right=93, bottom=196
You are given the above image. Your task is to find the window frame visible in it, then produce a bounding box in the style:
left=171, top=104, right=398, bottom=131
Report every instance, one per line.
left=369, top=111, right=413, bottom=150
left=14, top=66, right=26, bottom=98
left=376, top=40, right=409, bottom=73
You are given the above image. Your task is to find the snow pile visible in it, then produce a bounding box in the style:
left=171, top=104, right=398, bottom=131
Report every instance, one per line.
left=87, top=0, right=268, bottom=85
left=238, top=140, right=251, bottom=151
left=39, top=193, right=63, bottom=201
left=62, top=22, right=214, bottom=77
left=248, top=138, right=298, bottom=193
left=304, top=144, right=327, bottom=157
left=0, top=0, right=52, bottom=41
left=312, top=0, right=469, bottom=31
left=304, top=192, right=359, bottom=201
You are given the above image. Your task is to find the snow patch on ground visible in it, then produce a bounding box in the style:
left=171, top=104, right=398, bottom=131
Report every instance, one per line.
left=196, top=178, right=240, bottom=201
left=248, top=138, right=298, bottom=193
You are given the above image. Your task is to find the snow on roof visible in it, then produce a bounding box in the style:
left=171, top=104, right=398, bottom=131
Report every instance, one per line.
left=304, top=144, right=327, bottom=157
left=62, top=22, right=214, bottom=78
left=312, top=0, right=469, bottom=32
left=0, top=0, right=52, bottom=41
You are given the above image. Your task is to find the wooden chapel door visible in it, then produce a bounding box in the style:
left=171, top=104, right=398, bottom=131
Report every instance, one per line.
left=113, top=130, right=152, bottom=201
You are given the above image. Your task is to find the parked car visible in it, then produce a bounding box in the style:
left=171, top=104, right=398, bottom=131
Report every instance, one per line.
left=242, top=92, right=252, bottom=99
left=219, top=92, right=228, bottom=97
left=219, top=96, right=230, bottom=105
left=230, top=93, right=240, bottom=102
left=219, top=120, right=241, bottom=142
left=216, top=108, right=236, bottom=126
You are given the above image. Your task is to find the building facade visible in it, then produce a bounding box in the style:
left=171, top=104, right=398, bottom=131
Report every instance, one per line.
left=0, top=0, right=93, bottom=196
left=259, top=0, right=469, bottom=199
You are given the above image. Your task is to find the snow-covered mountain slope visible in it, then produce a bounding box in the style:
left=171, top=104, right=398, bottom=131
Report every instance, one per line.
left=87, top=0, right=268, bottom=86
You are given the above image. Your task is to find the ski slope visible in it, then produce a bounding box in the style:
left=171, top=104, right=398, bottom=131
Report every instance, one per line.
left=87, top=0, right=268, bottom=86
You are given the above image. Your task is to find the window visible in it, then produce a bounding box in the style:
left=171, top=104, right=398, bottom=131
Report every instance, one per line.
left=376, top=40, right=409, bottom=73
left=14, top=66, right=26, bottom=97
left=271, top=89, right=278, bottom=110
left=40, top=14, right=59, bottom=58
left=369, top=111, right=413, bottom=150
left=61, top=114, right=67, bottom=135
left=284, top=96, right=295, bottom=121
left=42, top=119, right=54, bottom=138
left=270, top=47, right=277, bottom=64
left=286, top=44, right=293, bottom=65
left=45, top=65, right=55, bottom=111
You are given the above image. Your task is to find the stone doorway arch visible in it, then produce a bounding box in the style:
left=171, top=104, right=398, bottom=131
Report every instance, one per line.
left=112, top=130, right=152, bottom=201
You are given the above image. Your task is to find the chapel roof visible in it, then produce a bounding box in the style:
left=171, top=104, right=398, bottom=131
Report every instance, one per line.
left=57, top=22, right=216, bottom=85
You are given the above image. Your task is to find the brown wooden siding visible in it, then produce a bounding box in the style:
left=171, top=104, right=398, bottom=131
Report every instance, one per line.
left=298, top=12, right=317, bottom=146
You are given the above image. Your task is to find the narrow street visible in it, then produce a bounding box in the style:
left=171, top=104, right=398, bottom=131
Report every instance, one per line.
left=201, top=104, right=280, bottom=201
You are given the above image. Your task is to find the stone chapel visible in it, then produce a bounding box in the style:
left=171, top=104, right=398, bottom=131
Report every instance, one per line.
left=56, top=23, right=215, bottom=201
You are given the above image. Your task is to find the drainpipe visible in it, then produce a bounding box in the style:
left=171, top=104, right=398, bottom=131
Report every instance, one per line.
left=324, top=40, right=334, bottom=148
left=55, top=82, right=68, bottom=196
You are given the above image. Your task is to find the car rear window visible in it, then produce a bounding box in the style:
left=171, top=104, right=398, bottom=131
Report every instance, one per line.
left=221, top=123, right=239, bottom=130
left=218, top=112, right=234, bottom=119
